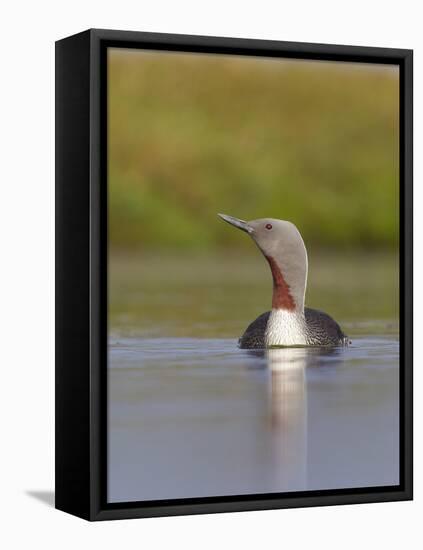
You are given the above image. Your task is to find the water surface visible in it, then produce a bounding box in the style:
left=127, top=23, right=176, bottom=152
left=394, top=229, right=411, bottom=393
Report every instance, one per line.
left=108, top=337, right=399, bottom=502
left=108, top=253, right=399, bottom=502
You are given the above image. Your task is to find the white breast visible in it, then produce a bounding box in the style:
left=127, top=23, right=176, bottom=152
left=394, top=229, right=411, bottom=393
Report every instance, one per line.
left=264, top=309, right=307, bottom=347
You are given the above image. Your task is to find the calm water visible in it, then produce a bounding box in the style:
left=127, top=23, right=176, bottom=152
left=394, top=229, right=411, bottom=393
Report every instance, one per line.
left=108, top=253, right=399, bottom=503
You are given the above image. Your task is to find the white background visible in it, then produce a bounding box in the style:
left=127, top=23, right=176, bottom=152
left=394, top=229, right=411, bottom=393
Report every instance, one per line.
left=0, top=1, right=420, bottom=548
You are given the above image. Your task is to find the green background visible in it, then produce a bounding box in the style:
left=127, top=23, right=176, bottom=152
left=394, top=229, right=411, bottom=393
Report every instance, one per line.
left=108, top=49, right=399, bottom=252
left=108, top=49, right=399, bottom=337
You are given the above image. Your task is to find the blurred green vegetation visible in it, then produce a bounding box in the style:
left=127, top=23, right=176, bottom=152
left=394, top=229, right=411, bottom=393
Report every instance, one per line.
left=108, top=49, right=399, bottom=251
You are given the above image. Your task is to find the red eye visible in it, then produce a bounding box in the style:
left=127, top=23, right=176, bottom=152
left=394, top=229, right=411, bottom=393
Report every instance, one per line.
left=265, top=223, right=272, bottom=230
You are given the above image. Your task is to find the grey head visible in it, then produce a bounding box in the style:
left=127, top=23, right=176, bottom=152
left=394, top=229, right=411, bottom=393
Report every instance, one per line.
left=218, top=213, right=308, bottom=312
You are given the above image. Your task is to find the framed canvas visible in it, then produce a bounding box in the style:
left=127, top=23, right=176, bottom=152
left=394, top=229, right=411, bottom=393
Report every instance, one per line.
left=55, top=29, right=413, bottom=521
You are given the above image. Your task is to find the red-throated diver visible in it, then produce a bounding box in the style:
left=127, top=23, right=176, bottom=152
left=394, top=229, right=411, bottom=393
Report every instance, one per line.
left=218, top=213, right=348, bottom=349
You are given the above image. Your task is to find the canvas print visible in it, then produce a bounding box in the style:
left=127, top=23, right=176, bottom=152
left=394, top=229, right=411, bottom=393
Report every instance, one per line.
left=107, top=48, right=399, bottom=503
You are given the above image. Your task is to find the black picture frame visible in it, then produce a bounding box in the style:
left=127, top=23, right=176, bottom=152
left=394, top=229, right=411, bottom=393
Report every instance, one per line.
left=55, top=28, right=413, bottom=521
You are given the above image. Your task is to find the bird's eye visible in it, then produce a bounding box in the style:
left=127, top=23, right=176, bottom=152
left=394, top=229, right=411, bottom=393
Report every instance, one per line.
left=265, top=223, right=272, bottom=230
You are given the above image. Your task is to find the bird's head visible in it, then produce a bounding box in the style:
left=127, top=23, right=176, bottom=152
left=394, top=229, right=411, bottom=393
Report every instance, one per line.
left=218, top=213, right=308, bottom=311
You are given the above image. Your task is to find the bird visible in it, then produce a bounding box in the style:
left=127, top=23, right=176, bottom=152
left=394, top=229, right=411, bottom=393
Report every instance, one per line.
left=218, top=213, right=348, bottom=349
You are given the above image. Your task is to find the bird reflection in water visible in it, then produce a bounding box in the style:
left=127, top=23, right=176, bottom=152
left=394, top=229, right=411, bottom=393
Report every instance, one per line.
left=248, top=346, right=344, bottom=492
left=266, top=348, right=308, bottom=490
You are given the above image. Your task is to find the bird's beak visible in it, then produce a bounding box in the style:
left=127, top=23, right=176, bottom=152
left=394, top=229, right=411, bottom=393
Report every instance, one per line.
left=218, top=213, right=253, bottom=234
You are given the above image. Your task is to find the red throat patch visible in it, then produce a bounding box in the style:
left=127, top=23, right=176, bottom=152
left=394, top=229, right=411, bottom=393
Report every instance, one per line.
left=265, top=255, right=296, bottom=310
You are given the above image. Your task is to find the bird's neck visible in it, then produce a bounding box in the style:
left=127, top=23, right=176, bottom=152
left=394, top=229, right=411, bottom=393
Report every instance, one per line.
left=265, top=254, right=307, bottom=314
